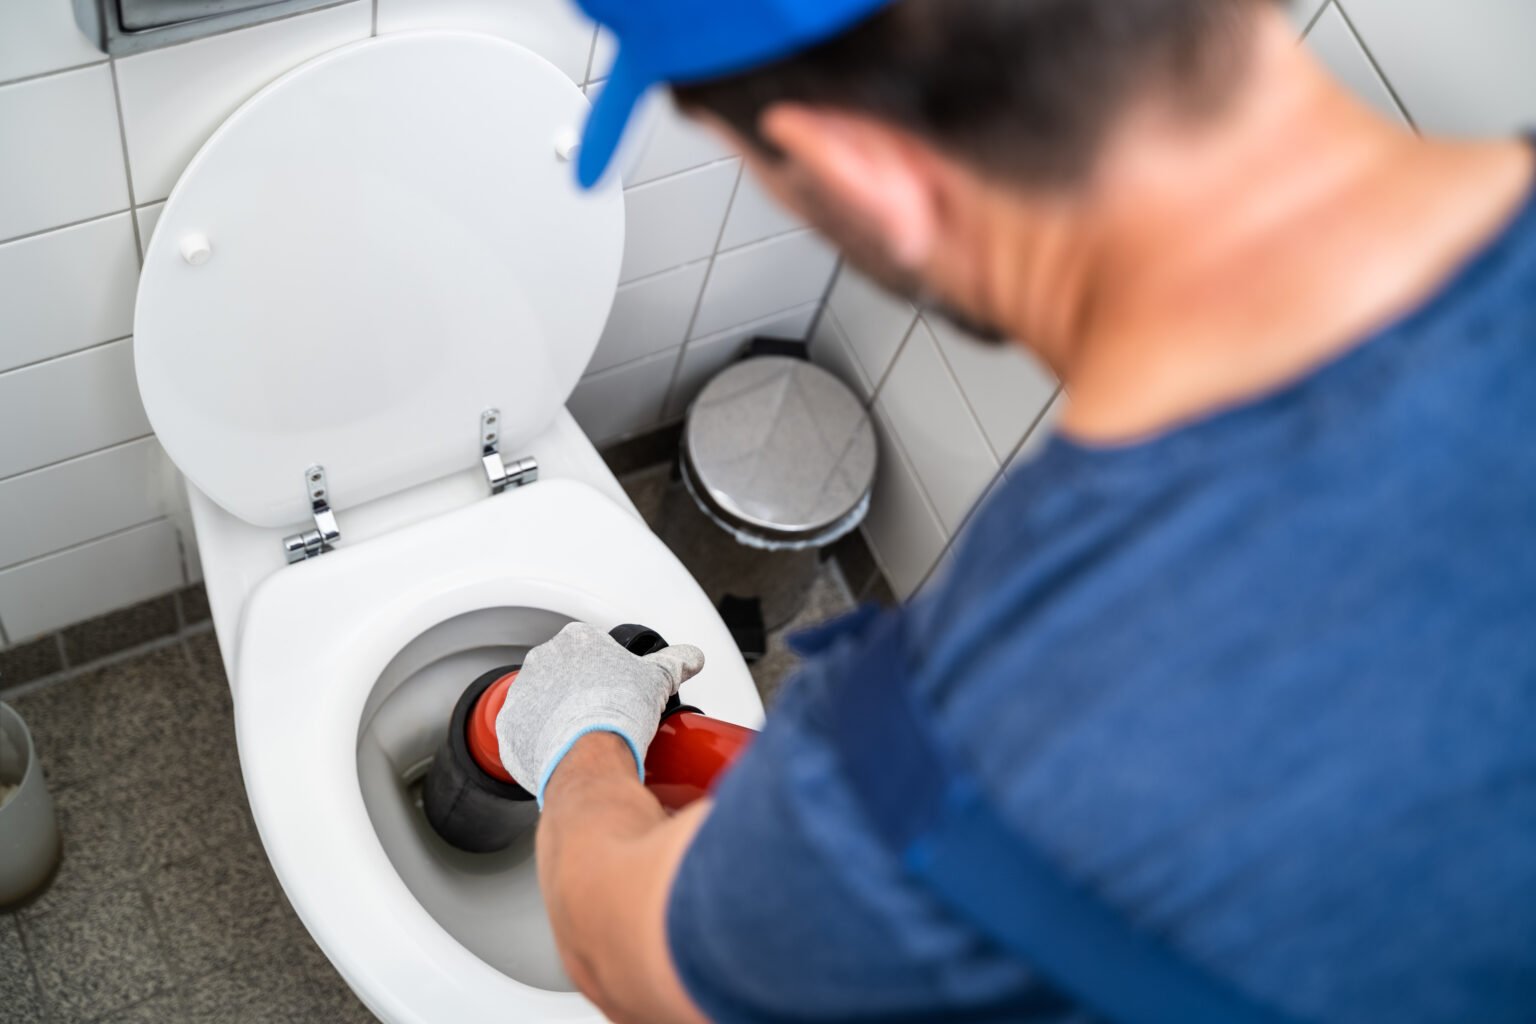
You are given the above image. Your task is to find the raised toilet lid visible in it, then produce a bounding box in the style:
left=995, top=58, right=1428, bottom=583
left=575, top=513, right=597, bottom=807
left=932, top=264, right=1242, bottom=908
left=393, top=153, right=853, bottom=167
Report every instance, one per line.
left=134, top=32, right=625, bottom=528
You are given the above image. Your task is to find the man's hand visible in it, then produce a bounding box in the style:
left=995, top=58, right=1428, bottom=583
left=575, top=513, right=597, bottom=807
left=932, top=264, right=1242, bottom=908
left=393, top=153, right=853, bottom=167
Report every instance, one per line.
left=539, top=733, right=712, bottom=1023
left=495, top=622, right=705, bottom=803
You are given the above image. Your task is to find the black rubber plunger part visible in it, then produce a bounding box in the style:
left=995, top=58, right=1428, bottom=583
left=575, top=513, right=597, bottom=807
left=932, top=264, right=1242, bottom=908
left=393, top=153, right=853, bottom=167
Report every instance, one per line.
left=422, top=626, right=672, bottom=853
left=421, top=665, right=533, bottom=854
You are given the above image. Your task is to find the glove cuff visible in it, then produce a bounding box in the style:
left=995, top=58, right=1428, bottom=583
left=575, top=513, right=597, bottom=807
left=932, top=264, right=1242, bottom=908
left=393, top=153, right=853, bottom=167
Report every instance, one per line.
left=534, top=723, right=645, bottom=808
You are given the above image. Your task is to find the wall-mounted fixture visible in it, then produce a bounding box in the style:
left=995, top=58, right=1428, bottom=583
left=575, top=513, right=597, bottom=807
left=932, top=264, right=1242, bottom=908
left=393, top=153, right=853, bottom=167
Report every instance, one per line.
left=73, top=0, right=348, bottom=56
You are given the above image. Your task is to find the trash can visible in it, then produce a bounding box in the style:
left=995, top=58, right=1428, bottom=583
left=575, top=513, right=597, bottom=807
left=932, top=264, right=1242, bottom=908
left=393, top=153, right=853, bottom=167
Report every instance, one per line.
left=0, top=702, right=61, bottom=907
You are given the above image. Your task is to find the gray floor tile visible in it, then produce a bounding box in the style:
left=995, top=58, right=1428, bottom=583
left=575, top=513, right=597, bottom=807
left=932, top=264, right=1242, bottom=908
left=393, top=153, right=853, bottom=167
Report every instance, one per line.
left=751, top=564, right=857, bottom=706
left=119, top=762, right=255, bottom=874
left=61, top=595, right=179, bottom=667
left=8, top=676, right=103, bottom=793
left=94, top=991, right=184, bottom=1023
left=21, top=777, right=147, bottom=918
left=623, top=467, right=825, bottom=631
left=180, top=962, right=311, bottom=1024
left=178, top=585, right=212, bottom=626
left=620, top=464, right=670, bottom=527
left=182, top=634, right=233, bottom=717
left=0, top=916, right=47, bottom=1023
left=274, top=901, right=376, bottom=1024
left=21, top=886, right=172, bottom=1024
left=0, top=635, right=64, bottom=691
left=9, top=646, right=205, bottom=794
left=148, top=835, right=290, bottom=983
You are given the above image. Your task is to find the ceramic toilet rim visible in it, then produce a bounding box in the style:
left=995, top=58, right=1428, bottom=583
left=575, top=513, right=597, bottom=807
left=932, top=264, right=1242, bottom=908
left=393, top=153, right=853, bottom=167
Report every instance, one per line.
left=241, top=578, right=624, bottom=1022
left=227, top=481, right=763, bottom=1022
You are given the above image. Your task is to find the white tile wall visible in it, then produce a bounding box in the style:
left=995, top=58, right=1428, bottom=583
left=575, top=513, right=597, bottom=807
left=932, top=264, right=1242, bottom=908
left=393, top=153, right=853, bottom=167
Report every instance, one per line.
left=0, top=0, right=104, bottom=84
left=0, top=439, right=172, bottom=570
left=825, top=267, right=916, bottom=389
left=619, top=159, right=741, bottom=282
left=1341, top=0, right=1536, bottom=136
left=0, top=519, right=184, bottom=642
left=1306, top=3, right=1407, bottom=126
left=809, top=308, right=874, bottom=402
left=692, top=229, right=837, bottom=338
left=591, top=261, right=710, bottom=374
left=719, top=167, right=805, bottom=250
left=135, top=201, right=165, bottom=257
left=875, top=320, right=1001, bottom=536
left=566, top=349, right=676, bottom=446
left=0, top=340, right=151, bottom=480
left=926, top=315, right=1059, bottom=462
left=862, top=406, right=949, bottom=599
left=0, top=213, right=139, bottom=370
left=1008, top=390, right=1064, bottom=474
left=0, top=65, right=128, bottom=240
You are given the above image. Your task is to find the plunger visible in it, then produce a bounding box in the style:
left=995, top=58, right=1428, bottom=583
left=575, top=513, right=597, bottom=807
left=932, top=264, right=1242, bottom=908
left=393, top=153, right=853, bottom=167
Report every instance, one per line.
left=422, top=625, right=757, bottom=853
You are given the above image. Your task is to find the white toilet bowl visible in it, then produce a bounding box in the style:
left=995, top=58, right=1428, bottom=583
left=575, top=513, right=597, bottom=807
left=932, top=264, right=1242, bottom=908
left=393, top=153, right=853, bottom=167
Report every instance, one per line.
left=131, top=31, right=764, bottom=1023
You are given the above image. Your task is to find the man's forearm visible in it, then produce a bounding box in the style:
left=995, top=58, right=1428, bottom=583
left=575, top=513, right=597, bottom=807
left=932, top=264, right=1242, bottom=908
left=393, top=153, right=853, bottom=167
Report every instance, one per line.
left=538, top=732, right=709, bottom=1023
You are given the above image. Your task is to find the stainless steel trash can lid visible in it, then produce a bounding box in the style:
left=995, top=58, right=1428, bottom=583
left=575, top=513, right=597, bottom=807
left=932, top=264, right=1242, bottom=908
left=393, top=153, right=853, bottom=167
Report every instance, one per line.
left=683, top=356, right=877, bottom=550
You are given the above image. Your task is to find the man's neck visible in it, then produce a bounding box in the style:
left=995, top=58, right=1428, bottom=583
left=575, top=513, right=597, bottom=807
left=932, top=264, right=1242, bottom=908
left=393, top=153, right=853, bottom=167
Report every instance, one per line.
left=975, top=9, right=1534, bottom=445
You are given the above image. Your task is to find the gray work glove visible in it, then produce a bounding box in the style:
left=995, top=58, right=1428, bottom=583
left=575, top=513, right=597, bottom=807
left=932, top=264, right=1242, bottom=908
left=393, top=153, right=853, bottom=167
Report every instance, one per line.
left=495, top=622, right=705, bottom=806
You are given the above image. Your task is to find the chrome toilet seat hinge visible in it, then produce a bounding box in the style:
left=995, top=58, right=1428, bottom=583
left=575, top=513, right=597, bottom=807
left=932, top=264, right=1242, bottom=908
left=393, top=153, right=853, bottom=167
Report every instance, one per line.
left=283, top=465, right=342, bottom=564
left=481, top=409, right=538, bottom=495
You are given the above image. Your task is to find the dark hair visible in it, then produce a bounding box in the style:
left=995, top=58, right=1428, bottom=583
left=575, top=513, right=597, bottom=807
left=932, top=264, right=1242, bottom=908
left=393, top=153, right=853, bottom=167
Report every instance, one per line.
left=674, top=0, right=1282, bottom=186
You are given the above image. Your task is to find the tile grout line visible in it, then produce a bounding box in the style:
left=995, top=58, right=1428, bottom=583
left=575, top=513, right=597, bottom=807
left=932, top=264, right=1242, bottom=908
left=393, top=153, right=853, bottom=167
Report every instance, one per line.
left=918, top=310, right=1005, bottom=466
left=0, top=58, right=109, bottom=91
left=711, top=223, right=816, bottom=258
left=912, top=386, right=1064, bottom=598
left=658, top=161, right=748, bottom=418
left=1300, top=0, right=1331, bottom=38
left=582, top=26, right=600, bottom=85
left=1000, top=386, right=1064, bottom=469
left=125, top=882, right=180, bottom=1019
left=0, top=334, right=134, bottom=380
left=54, top=633, right=69, bottom=672
left=617, top=253, right=714, bottom=289
left=803, top=257, right=845, bottom=354
left=0, top=207, right=134, bottom=250
left=0, top=515, right=173, bottom=577
left=10, top=912, right=57, bottom=1024
left=0, top=622, right=214, bottom=704
left=0, top=431, right=154, bottom=488
left=106, top=59, right=144, bottom=263
left=1329, top=0, right=1418, bottom=132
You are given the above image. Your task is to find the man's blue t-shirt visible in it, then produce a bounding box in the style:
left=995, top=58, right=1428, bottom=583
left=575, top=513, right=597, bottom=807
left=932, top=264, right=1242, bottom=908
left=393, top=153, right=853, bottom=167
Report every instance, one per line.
left=667, top=177, right=1536, bottom=1023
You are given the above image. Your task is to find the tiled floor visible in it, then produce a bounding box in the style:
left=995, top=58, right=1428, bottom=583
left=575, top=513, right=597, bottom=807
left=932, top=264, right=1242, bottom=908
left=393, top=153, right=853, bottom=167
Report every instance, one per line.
left=2, top=636, right=374, bottom=1024
left=1, top=465, right=856, bottom=1023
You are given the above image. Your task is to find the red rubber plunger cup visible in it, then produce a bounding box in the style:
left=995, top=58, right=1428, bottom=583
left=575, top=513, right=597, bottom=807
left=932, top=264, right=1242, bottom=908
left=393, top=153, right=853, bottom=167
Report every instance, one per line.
left=466, top=670, right=519, bottom=785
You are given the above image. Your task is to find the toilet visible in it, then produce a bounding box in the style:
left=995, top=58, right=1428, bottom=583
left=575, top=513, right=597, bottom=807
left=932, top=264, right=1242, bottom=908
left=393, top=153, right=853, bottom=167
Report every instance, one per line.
left=132, top=31, right=764, bottom=1023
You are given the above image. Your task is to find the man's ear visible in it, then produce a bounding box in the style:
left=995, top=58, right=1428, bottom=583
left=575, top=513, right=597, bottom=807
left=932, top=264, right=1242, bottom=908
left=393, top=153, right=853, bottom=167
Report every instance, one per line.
left=760, top=104, right=939, bottom=269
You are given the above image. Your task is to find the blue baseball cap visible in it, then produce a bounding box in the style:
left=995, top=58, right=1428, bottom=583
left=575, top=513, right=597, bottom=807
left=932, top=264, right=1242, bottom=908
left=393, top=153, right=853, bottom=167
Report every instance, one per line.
left=574, top=0, right=896, bottom=189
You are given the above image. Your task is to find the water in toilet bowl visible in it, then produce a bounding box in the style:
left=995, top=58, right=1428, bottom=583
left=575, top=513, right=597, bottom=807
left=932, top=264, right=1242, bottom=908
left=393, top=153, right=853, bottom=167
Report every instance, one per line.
left=356, top=605, right=577, bottom=993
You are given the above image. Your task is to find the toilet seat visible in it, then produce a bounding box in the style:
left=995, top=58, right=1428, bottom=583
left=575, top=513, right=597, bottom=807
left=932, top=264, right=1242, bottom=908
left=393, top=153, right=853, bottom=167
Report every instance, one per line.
left=134, top=33, right=625, bottom=528
left=234, top=479, right=763, bottom=1022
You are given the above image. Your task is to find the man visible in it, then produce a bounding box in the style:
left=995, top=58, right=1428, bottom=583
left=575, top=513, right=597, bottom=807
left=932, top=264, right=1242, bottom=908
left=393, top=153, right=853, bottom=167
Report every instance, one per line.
left=496, top=1, right=1536, bottom=1021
